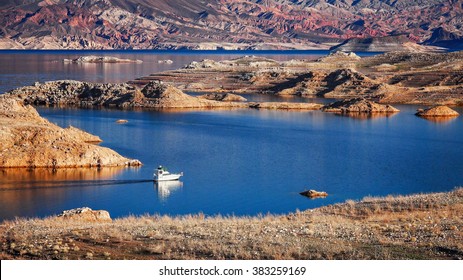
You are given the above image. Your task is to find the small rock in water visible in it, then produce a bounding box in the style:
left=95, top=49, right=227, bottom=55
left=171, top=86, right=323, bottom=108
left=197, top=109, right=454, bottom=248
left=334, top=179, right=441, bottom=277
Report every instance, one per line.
left=300, top=189, right=328, bottom=199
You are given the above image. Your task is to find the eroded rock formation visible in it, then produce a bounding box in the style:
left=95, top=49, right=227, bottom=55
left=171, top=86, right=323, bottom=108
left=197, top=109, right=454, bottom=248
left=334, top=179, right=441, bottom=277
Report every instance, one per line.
left=58, top=207, right=112, bottom=222
left=416, top=106, right=460, bottom=117
left=0, top=97, right=141, bottom=168
left=322, top=98, right=400, bottom=113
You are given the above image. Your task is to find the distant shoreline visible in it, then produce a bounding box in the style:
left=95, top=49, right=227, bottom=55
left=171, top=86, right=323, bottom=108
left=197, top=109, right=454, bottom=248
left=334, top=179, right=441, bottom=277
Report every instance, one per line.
left=0, top=49, right=383, bottom=56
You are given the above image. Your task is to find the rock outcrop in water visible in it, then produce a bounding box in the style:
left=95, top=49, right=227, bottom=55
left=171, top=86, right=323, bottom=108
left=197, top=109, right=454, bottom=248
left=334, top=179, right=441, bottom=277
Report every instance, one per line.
left=322, top=98, right=400, bottom=113
left=275, top=68, right=392, bottom=98
left=6, top=80, right=324, bottom=111
left=198, top=93, right=247, bottom=102
left=140, top=80, right=225, bottom=108
left=249, top=102, right=323, bottom=110
left=416, top=106, right=460, bottom=117
left=0, top=97, right=141, bottom=168
left=1, top=0, right=462, bottom=50
left=5, top=80, right=230, bottom=109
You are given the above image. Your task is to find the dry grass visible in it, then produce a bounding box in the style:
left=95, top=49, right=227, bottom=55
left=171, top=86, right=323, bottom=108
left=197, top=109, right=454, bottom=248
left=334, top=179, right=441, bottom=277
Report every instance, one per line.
left=1, top=188, right=462, bottom=260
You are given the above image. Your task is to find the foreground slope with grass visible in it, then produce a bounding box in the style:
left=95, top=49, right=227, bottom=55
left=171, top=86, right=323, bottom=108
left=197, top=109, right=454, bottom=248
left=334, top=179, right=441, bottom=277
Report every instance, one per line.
left=1, top=188, right=462, bottom=260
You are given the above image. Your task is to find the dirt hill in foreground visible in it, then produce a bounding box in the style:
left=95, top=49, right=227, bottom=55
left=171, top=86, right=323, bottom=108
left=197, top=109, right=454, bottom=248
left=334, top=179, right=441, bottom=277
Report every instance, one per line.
left=1, top=188, right=461, bottom=259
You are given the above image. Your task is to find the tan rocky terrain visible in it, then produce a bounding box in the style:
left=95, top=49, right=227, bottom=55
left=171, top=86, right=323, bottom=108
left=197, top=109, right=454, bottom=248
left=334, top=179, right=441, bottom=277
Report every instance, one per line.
left=138, top=52, right=463, bottom=106
left=321, top=98, right=400, bottom=113
left=0, top=97, right=141, bottom=168
left=1, top=188, right=461, bottom=260
left=5, top=79, right=323, bottom=111
left=416, top=105, right=460, bottom=117
left=198, top=93, right=247, bottom=102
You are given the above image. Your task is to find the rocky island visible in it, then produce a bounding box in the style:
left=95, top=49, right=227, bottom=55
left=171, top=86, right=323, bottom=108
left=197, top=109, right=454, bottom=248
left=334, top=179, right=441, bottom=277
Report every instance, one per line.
left=5, top=80, right=323, bottom=111
left=322, top=98, right=400, bottom=114
left=416, top=105, right=460, bottom=117
left=64, top=56, right=142, bottom=64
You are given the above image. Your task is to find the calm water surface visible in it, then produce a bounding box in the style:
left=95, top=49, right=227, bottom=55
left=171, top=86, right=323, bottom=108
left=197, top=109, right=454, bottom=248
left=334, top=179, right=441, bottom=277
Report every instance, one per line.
left=0, top=51, right=462, bottom=221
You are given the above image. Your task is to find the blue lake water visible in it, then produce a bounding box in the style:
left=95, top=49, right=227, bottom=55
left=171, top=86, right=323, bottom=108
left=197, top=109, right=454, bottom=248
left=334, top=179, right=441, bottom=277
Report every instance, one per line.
left=0, top=51, right=462, bottom=221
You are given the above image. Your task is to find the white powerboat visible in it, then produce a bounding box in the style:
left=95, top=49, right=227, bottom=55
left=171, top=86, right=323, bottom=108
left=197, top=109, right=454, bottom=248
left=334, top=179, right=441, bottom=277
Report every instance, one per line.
left=153, top=166, right=183, bottom=181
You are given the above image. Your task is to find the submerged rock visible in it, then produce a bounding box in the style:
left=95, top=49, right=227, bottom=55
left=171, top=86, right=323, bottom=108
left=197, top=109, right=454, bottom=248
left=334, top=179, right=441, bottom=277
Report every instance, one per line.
left=322, top=98, right=400, bottom=113
left=416, top=105, right=459, bottom=117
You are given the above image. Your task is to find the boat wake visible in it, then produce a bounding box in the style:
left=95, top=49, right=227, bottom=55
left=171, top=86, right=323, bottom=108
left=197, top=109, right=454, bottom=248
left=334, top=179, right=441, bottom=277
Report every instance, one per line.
left=0, top=179, right=154, bottom=191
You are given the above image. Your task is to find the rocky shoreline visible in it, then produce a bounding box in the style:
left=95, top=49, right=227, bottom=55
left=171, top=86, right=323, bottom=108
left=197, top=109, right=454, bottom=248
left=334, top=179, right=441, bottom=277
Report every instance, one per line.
left=0, top=97, right=141, bottom=168
left=1, top=188, right=461, bottom=260
left=4, top=80, right=325, bottom=111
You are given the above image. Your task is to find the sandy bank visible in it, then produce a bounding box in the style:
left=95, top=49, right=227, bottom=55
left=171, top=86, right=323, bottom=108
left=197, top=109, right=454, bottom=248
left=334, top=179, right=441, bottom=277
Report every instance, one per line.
left=1, top=188, right=461, bottom=260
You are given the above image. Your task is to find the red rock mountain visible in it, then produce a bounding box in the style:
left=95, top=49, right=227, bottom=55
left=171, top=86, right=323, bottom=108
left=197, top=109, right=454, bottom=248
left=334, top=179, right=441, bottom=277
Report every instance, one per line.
left=0, top=0, right=462, bottom=49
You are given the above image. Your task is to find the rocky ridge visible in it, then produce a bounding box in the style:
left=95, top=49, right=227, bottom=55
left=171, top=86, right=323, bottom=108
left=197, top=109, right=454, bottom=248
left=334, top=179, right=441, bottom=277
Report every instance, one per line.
left=416, top=105, right=460, bottom=117
left=198, top=93, right=247, bottom=102
left=0, top=97, right=141, bottom=168
left=1, top=0, right=462, bottom=50
left=322, top=98, right=400, bottom=113
left=5, top=80, right=236, bottom=109
left=5, top=80, right=323, bottom=111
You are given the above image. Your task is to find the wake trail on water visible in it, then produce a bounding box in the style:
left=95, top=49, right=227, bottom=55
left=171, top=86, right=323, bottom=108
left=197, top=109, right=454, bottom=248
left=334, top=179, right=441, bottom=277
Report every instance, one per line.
left=0, top=179, right=154, bottom=191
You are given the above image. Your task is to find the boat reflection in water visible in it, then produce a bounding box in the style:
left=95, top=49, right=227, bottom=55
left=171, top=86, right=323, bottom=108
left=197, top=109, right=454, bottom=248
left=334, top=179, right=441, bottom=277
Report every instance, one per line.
left=154, top=180, right=183, bottom=201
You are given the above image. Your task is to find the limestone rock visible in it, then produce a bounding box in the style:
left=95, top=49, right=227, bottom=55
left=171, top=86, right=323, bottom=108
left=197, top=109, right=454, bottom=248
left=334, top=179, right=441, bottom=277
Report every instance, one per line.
left=141, top=81, right=219, bottom=108
left=64, top=56, right=142, bottom=63
left=248, top=102, right=323, bottom=110
left=65, top=126, right=102, bottom=143
left=198, top=93, right=247, bottom=102
left=415, top=105, right=459, bottom=117
left=6, top=80, right=245, bottom=109
left=0, top=97, right=141, bottom=168
left=322, top=98, right=400, bottom=113
left=300, top=189, right=328, bottom=198
left=58, top=207, right=112, bottom=222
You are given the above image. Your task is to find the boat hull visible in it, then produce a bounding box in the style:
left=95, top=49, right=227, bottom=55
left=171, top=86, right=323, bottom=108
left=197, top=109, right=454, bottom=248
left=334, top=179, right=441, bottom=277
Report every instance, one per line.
left=154, top=174, right=182, bottom=182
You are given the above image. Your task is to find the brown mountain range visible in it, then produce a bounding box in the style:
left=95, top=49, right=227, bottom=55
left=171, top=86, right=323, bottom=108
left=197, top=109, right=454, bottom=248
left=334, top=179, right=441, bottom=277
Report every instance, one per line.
left=0, top=0, right=462, bottom=50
